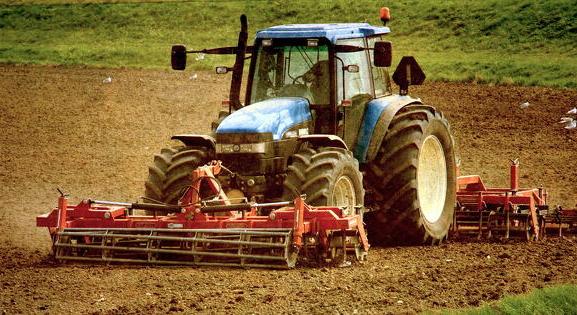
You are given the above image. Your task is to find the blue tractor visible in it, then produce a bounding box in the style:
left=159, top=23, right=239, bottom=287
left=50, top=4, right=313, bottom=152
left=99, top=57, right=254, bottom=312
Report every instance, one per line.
left=145, top=11, right=457, bottom=245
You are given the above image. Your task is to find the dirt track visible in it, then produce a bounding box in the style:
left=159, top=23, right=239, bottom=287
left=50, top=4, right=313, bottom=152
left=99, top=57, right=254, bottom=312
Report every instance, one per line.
left=1, top=65, right=576, bottom=314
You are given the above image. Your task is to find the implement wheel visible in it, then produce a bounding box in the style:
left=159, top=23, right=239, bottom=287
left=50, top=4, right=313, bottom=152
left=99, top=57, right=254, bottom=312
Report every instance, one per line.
left=144, top=146, right=210, bottom=205
left=364, top=105, right=457, bottom=245
left=283, top=147, right=364, bottom=216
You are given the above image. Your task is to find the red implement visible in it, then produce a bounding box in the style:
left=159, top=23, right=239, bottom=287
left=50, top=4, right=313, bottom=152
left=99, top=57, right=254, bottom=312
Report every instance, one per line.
left=540, top=206, right=577, bottom=238
left=453, top=159, right=548, bottom=240
left=37, top=161, right=369, bottom=268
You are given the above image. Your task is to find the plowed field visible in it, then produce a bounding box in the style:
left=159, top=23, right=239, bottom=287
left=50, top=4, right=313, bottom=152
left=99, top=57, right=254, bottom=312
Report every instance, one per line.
left=1, top=65, right=576, bottom=314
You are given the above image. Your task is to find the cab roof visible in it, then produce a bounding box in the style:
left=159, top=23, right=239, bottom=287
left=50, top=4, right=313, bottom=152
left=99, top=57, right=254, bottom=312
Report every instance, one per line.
left=255, top=23, right=390, bottom=43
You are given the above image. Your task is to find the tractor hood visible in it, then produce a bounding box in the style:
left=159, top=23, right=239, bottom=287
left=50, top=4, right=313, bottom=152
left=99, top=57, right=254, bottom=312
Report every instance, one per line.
left=216, top=97, right=312, bottom=141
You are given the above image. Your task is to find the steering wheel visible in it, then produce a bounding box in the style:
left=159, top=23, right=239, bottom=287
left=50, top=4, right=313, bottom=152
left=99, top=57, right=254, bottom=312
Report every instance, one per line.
left=277, top=83, right=309, bottom=97
left=292, top=74, right=306, bottom=85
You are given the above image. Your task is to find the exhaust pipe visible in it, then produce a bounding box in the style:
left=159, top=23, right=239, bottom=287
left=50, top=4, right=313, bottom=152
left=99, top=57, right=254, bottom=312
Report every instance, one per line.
left=229, top=14, right=248, bottom=111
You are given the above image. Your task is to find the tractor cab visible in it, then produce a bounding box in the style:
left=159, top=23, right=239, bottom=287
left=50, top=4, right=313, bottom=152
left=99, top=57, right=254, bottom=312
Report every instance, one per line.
left=245, top=24, right=393, bottom=139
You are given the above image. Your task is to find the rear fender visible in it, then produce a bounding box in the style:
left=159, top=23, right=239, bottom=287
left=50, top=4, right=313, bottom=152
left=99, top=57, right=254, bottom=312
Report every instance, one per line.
left=171, top=134, right=216, bottom=151
left=297, top=135, right=348, bottom=150
left=354, top=95, right=423, bottom=163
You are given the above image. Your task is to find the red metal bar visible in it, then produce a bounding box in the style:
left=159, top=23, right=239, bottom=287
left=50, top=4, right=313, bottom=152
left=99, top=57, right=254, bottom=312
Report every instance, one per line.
left=457, top=175, right=487, bottom=191
left=292, top=197, right=305, bottom=248
left=510, top=159, right=519, bottom=192
left=57, top=195, right=68, bottom=231
left=356, top=216, right=370, bottom=252
left=38, top=199, right=358, bottom=235
left=456, top=164, right=461, bottom=193
left=529, top=196, right=539, bottom=239
left=179, top=161, right=234, bottom=217
left=504, top=191, right=511, bottom=212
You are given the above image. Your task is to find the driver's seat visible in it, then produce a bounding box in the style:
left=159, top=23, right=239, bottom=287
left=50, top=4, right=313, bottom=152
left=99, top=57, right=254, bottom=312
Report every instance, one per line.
left=305, top=60, right=330, bottom=104
left=277, top=84, right=313, bottom=101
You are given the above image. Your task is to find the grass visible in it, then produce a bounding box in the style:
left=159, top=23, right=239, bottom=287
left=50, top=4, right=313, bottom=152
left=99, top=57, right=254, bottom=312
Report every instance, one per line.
left=0, top=0, right=576, bottom=87
left=438, top=284, right=577, bottom=315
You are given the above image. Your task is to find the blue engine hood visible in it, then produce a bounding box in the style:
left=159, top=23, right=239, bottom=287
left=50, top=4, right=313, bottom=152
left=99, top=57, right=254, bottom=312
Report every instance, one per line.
left=216, top=97, right=311, bottom=141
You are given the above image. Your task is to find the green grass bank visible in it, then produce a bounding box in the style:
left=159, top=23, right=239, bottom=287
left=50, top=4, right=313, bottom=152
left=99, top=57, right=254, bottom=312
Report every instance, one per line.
left=0, top=0, right=576, bottom=87
left=445, top=284, right=577, bottom=315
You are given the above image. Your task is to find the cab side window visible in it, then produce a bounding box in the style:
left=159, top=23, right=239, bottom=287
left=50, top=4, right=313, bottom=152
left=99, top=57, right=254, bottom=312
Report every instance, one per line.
left=367, top=36, right=391, bottom=97
left=335, top=38, right=372, bottom=102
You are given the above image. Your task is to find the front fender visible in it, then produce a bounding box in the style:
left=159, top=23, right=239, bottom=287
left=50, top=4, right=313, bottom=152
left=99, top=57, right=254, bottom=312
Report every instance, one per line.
left=171, top=134, right=216, bottom=151
left=354, top=95, right=422, bottom=163
left=297, top=134, right=348, bottom=150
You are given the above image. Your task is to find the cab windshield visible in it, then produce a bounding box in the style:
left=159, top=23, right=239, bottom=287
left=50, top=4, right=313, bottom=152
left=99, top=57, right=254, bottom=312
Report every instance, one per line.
left=250, top=44, right=329, bottom=105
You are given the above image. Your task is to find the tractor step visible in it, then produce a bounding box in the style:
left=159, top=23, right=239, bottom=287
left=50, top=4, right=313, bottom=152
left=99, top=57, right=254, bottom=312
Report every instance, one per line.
left=54, top=228, right=297, bottom=268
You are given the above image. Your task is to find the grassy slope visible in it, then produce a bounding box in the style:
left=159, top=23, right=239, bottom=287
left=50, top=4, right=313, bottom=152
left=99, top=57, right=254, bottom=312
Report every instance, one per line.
left=451, top=284, right=577, bottom=315
left=1, top=0, right=577, bottom=87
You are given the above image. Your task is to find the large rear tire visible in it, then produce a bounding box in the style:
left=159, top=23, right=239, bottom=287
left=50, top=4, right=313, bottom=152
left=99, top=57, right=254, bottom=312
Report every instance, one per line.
left=364, top=105, right=456, bottom=245
left=283, top=147, right=364, bottom=216
left=144, top=146, right=209, bottom=205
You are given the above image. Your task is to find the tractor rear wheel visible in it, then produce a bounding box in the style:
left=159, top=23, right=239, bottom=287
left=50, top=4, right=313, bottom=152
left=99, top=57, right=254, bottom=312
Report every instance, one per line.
left=364, top=105, right=456, bottom=245
left=144, top=146, right=210, bottom=205
left=283, top=147, right=364, bottom=216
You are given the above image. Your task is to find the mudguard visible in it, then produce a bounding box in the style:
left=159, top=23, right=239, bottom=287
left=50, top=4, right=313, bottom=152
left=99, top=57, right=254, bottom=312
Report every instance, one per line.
left=297, top=134, right=348, bottom=150
left=354, top=95, right=423, bottom=163
left=171, top=134, right=216, bottom=150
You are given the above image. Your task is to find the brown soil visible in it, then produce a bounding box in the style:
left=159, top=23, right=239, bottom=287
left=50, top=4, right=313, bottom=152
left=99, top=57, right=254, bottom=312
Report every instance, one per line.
left=0, top=65, right=576, bottom=314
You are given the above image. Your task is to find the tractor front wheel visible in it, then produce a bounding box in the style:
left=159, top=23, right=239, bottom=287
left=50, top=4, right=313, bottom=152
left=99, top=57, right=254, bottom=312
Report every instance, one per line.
left=283, top=147, right=364, bottom=216
left=364, top=105, right=457, bottom=245
left=144, top=146, right=210, bottom=205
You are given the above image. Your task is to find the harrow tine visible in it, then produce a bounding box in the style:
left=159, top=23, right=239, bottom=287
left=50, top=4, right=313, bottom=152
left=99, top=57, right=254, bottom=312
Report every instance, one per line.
left=55, top=243, right=289, bottom=261
left=57, top=232, right=288, bottom=248
left=53, top=228, right=297, bottom=268
left=55, top=256, right=293, bottom=269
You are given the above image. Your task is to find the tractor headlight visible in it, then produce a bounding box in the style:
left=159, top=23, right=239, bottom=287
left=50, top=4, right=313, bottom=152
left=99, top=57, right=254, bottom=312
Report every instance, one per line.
left=217, top=143, right=267, bottom=154
left=282, top=127, right=309, bottom=139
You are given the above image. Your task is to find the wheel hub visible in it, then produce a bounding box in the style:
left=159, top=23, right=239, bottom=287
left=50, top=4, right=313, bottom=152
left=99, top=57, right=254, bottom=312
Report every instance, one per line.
left=332, top=175, right=356, bottom=216
left=417, top=135, right=447, bottom=223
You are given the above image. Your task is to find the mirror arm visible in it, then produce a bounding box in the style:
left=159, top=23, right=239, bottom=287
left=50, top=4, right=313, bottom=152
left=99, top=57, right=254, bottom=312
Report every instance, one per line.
left=229, top=14, right=248, bottom=111
left=334, top=56, right=347, bottom=101
left=186, top=46, right=253, bottom=55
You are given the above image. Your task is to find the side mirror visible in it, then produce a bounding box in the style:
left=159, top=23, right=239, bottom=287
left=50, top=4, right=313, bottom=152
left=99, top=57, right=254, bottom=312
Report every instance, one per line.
left=343, top=64, right=359, bottom=73
left=392, top=56, right=426, bottom=95
left=215, top=66, right=232, bottom=74
left=171, top=45, right=187, bottom=70
left=373, top=41, right=392, bottom=67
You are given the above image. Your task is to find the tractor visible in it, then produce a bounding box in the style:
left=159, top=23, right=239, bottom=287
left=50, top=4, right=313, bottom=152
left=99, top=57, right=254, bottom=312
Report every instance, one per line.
left=144, top=10, right=457, bottom=246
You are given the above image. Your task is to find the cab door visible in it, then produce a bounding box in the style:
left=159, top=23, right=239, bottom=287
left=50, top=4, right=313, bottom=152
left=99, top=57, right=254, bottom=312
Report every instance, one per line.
left=335, top=38, right=373, bottom=149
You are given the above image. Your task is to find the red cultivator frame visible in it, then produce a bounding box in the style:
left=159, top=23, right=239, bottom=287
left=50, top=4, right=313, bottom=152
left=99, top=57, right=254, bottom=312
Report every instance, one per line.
left=454, top=157, right=577, bottom=241
left=454, top=160, right=549, bottom=240
left=541, top=206, right=577, bottom=238
left=454, top=159, right=577, bottom=240
left=37, top=161, right=369, bottom=268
